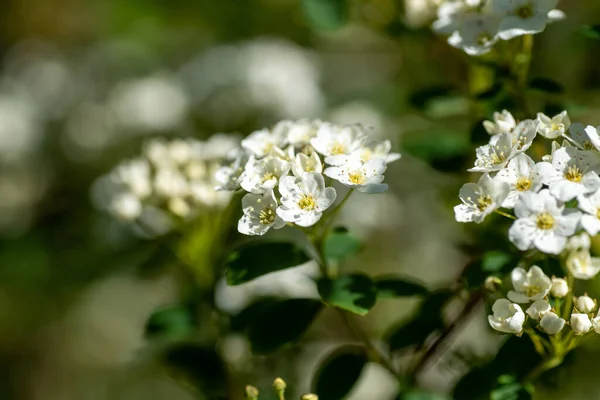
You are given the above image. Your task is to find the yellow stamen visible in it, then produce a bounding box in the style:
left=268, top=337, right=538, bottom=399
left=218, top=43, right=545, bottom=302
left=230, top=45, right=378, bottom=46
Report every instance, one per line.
left=298, top=194, right=316, bottom=211
left=259, top=208, right=276, bottom=225
left=516, top=176, right=532, bottom=191
left=565, top=166, right=583, bottom=183
left=536, top=213, right=555, bottom=230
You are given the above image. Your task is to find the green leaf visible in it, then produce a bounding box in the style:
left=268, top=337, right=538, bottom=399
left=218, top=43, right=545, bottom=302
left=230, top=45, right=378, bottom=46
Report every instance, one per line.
left=318, top=273, right=377, bottom=316
left=375, top=276, right=428, bottom=298
left=145, top=304, right=194, bottom=340
left=242, top=299, right=323, bottom=353
left=162, top=343, right=228, bottom=398
left=313, top=347, right=368, bottom=400
left=324, top=227, right=361, bottom=260
left=226, top=241, right=311, bottom=285
left=529, top=77, right=564, bottom=94
left=481, top=251, right=512, bottom=273
left=302, top=0, right=348, bottom=31
left=581, top=24, right=600, bottom=40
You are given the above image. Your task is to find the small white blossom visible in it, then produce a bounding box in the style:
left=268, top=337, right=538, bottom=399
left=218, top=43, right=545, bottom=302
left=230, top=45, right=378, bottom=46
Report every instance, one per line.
left=507, top=265, right=552, bottom=303
left=241, top=128, right=286, bottom=158
left=575, top=294, right=596, bottom=314
left=454, top=173, right=510, bottom=223
left=537, top=147, right=600, bottom=201
left=272, top=119, right=320, bottom=148
left=566, top=232, right=591, bottom=252
left=508, top=189, right=580, bottom=254
left=488, top=299, right=525, bottom=334
left=310, top=123, right=366, bottom=157
left=568, top=123, right=600, bottom=151
left=526, top=299, right=551, bottom=320
left=292, top=152, right=323, bottom=177
left=577, top=189, right=600, bottom=236
left=494, top=0, right=560, bottom=40
left=215, top=151, right=249, bottom=191
left=154, top=168, right=189, bottom=198
left=447, top=13, right=501, bottom=56
left=566, top=250, right=600, bottom=280
left=571, top=313, right=592, bottom=335
left=168, top=197, right=191, bottom=217
left=270, top=145, right=295, bottom=162
left=550, top=277, right=569, bottom=298
left=537, top=111, right=570, bottom=139
left=495, top=153, right=544, bottom=208
left=592, top=316, right=600, bottom=334
left=111, top=192, right=143, bottom=221
left=483, top=110, right=517, bottom=135
left=469, top=132, right=516, bottom=173
left=276, top=173, right=337, bottom=227
left=238, top=190, right=285, bottom=236
left=583, top=125, right=600, bottom=151
left=111, top=159, right=152, bottom=198
left=240, top=155, right=290, bottom=194
left=327, top=140, right=401, bottom=166
left=507, top=119, right=538, bottom=152
left=324, top=158, right=388, bottom=193
left=540, top=311, right=565, bottom=335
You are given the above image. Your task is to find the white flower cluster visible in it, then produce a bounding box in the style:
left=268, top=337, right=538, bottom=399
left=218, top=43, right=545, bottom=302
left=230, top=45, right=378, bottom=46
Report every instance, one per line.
left=489, top=265, right=600, bottom=336
left=93, top=135, right=239, bottom=235
left=215, top=120, right=401, bottom=236
left=455, top=109, right=600, bottom=259
left=433, top=0, right=566, bottom=56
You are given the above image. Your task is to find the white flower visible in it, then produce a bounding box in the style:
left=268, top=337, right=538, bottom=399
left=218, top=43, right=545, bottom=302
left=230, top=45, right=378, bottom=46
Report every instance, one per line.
left=240, top=155, right=290, bottom=194
left=567, top=250, right=600, bottom=280
left=550, top=277, right=569, bottom=298
left=565, top=232, right=591, bottom=252
left=111, top=159, right=152, bottom=198
left=454, top=173, right=510, bottom=223
left=324, top=158, right=388, bottom=193
left=215, top=151, right=249, bottom=191
left=111, top=192, right=143, bottom=221
left=238, top=190, right=285, bottom=236
left=292, top=152, right=323, bottom=177
left=495, top=153, right=544, bottom=208
left=577, top=189, right=600, bottom=236
left=540, top=312, right=565, bottom=335
left=154, top=168, right=189, bottom=198
left=488, top=299, right=525, bottom=334
left=507, top=119, right=538, bottom=152
left=571, top=313, right=592, bottom=335
left=310, top=123, right=366, bottom=157
left=526, top=299, right=551, bottom=320
left=537, top=147, right=600, bottom=202
left=276, top=173, right=336, bottom=227
left=447, top=13, right=501, bottom=56
left=483, top=110, right=517, bottom=135
left=568, top=123, right=600, bottom=151
left=508, top=189, right=580, bottom=254
left=241, top=128, right=286, bottom=158
left=592, top=316, right=600, bottom=334
left=537, top=111, right=570, bottom=139
left=469, top=132, right=516, bottom=173
left=326, top=140, right=401, bottom=166
left=495, top=0, right=560, bottom=40
left=575, top=295, right=596, bottom=314
left=507, top=266, right=552, bottom=303
left=541, top=140, right=564, bottom=162
left=272, top=119, right=320, bottom=148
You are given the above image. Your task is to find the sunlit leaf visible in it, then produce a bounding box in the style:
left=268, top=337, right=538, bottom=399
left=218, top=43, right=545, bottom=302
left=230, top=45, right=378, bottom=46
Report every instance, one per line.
left=318, top=273, right=377, bottom=316
left=145, top=304, right=194, bottom=340
left=324, top=227, right=361, bottom=261
left=225, top=241, right=311, bottom=285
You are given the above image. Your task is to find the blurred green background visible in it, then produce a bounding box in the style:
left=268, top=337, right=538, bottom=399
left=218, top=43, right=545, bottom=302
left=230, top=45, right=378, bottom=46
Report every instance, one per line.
left=2, top=0, right=600, bottom=399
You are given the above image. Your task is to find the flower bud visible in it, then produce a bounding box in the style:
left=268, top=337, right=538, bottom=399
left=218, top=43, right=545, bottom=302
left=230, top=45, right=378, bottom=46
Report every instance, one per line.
left=484, top=276, right=502, bottom=293
left=273, top=377, right=287, bottom=394
left=540, top=311, right=565, bottom=335
left=571, top=313, right=592, bottom=335
left=301, top=395, right=319, bottom=400
left=592, top=316, right=600, bottom=334
left=245, top=385, right=259, bottom=400
left=550, top=277, right=569, bottom=298
left=575, top=294, right=596, bottom=313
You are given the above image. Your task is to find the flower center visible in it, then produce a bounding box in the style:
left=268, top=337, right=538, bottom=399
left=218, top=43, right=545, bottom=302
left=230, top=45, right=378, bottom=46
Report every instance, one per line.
left=516, top=176, right=532, bottom=191
left=259, top=208, right=276, bottom=225
left=262, top=172, right=276, bottom=183
left=515, top=4, right=533, bottom=19
left=477, top=32, right=492, bottom=45
left=565, top=166, right=583, bottom=182
left=489, top=144, right=507, bottom=165
left=348, top=170, right=365, bottom=185
left=596, top=208, right=600, bottom=220
left=298, top=194, right=316, bottom=211
left=584, top=141, right=595, bottom=150
left=536, top=213, right=555, bottom=230
left=329, top=141, right=345, bottom=155
left=550, top=122, right=562, bottom=131
left=477, top=195, right=492, bottom=211
left=525, top=285, right=543, bottom=298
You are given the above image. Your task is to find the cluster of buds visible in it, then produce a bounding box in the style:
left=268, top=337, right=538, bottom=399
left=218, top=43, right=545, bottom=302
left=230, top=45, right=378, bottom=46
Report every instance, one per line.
left=215, top=119, right=400, bottom=236
left=245, top=378, right=318, bottom=400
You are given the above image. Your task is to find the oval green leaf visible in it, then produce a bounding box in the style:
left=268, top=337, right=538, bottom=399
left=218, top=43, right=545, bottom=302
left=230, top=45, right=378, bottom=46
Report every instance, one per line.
left=226, top=241, right=311, bottom=285
left=318, top=273, right=377, bottom=316
left=313, top=348, right=368, bottom=400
